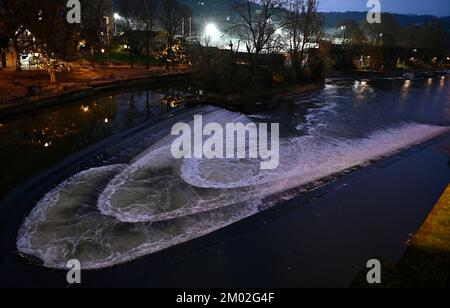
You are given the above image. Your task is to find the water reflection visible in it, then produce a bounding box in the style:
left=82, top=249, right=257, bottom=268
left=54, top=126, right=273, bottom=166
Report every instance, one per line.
left=162, top=95, right=184, bottom=110
left=0, top=87, right=189, bottom=197
left=400, top=80, right=411, bottom=102
left=353, top=80, right=374, bottom=102
left=440, top=76, right=446, bottom=89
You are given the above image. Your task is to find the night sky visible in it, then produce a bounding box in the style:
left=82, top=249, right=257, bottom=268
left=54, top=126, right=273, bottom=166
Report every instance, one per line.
left=318, top=0, right=450, bottom=17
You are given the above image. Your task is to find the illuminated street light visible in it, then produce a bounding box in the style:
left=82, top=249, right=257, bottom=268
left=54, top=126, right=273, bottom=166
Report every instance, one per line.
left=114, top=13, right=122, bottom=20
left=205, top=23, right=220, bottom=41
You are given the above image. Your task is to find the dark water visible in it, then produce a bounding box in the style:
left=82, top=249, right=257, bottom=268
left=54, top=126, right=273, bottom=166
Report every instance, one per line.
left=0, top=87, right=189, bottom=197
left=1, top=76, right=449, bottom=271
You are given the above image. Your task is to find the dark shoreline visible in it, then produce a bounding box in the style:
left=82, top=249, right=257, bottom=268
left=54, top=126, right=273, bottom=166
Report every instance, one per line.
left=202, top=82, right=325, bottom=114
left=0, top=105, right=448, bottom=287
left=0, top=72, right=191, bottom=120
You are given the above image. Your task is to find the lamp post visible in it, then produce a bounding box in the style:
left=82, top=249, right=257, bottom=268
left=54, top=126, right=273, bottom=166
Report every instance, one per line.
left=114, top=13, right=121, bottom=36
left=340, top=25, right=346, bottom=44
left=101, top=49, right=106, bottom=80
left=28, top=55, right=32, bottom=81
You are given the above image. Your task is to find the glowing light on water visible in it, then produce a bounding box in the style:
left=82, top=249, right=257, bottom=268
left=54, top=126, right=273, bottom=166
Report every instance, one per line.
left=400, top=80, right=411, bottom=101
left=353, top=80, right=373, bottom=101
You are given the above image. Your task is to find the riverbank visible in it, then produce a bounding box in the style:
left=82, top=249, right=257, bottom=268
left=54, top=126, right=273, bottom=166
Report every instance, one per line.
left=204, top=82, right=325, bottom=113
left=330, top=68, right=449, bottom=80
left=352, top=185, right=450, bottom=288
left=0, top=66, right=190, bottom=118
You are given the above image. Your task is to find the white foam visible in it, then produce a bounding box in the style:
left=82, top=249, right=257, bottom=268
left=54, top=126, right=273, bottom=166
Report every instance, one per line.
left=97, top=109, right=259, bottom=223
left=179, top=122, right=449, bottom=194
left=17, top=164, right=261, bottom=269
left=99, top=108, right=449, bottom=224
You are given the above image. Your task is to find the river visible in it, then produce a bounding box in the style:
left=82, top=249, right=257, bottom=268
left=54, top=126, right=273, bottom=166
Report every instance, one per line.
left=0, top=76, right=449, bottom=272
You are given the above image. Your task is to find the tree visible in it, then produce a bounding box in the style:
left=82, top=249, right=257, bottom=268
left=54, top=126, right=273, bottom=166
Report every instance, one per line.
left=26, top=1, right=79, bottom=60
left=119, top=0, right=159, bottom=68
left=285, top=0, right=323, bottom=76
left=361, top=14, right=400, bottom=47
left=0, top=18, right=8, bottom=67
left=161, top=0, right=191, bottom=69
left=337, top=19, right=365, bottom=46
left=0, top=0, right=27, bottom=70
left=81, top=0, right=111, bottom=67
left=131, top=0, right=159, bottom=69
left=232, top=0, right=286, bottom=56
left=401, top=20, right=449, bottom=66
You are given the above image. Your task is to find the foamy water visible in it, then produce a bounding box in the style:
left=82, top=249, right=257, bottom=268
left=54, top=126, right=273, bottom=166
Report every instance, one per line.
left=17, top=80, right=450, bottom=269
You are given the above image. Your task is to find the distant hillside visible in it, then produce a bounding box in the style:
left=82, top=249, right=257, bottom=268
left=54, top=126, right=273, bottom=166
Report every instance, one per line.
left=323, top=11, right=450, bottom=30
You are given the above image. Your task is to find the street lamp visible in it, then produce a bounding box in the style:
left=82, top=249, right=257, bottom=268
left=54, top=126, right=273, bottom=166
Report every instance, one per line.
left=205, top=23, right=220, bottom=44
left=101, top=49, right=106, bottom=80
left=113, top=13, right=122, bottom=34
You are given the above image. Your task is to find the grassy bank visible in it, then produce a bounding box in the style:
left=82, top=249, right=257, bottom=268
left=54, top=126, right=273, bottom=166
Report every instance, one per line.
left=352, top=185, right=450, bottom=288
